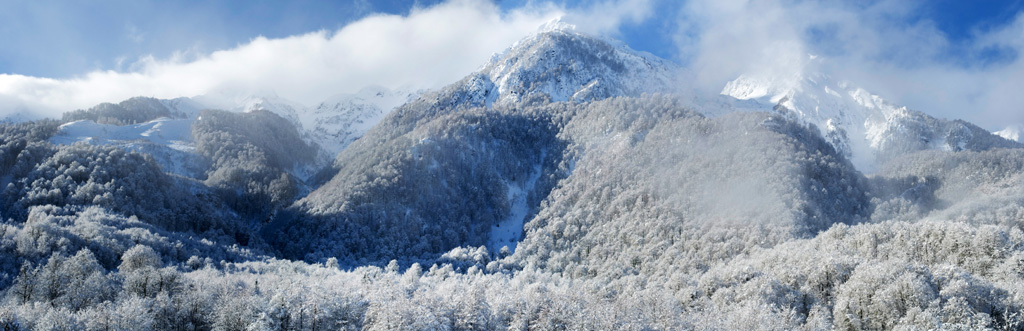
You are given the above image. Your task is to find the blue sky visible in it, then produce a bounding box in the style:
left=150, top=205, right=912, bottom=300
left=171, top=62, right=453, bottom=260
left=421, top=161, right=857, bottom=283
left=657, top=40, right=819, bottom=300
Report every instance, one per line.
left=1, top=0, right=1024, bottom=129
left=1, top=0, right=1018, bottom=77
left=0, top=0, right=439, bottom=77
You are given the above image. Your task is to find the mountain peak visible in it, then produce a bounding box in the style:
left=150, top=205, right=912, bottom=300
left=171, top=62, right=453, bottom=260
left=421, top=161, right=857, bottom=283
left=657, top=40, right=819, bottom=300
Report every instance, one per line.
left=460, top=27, right=684, bottom=107
left=721, top=63, right=1021, bottom=170
left=537, top=17, right=576, bottom=33
left=996, top=124, right=1023, bottom=142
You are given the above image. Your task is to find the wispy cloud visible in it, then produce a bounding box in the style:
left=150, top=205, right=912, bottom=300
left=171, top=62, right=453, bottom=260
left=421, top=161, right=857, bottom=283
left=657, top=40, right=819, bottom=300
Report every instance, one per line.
left=562, top=0, right=654, bottom=36
left=125, top=23, right=145, bottom=43
left=678, top=0, right=1024, bottom=130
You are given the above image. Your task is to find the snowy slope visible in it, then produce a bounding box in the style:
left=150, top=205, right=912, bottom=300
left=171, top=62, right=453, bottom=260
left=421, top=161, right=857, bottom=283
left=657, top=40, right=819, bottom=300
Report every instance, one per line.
left=448, top=21, right=684, bottom=108
left=721, top=71, right=886, bottom=169
left=158, top=97, right=206, bottom=118
left=307, top=86, right=418, bottom=155
left=50, top=89, right=397, bottom=182
left=720, top=67, right=1021, bottom=170
left=996, top=125, right=1022, bottom=142
left=49, top=118, right=208, bottom=178
left=193, top=91, right=305, bottom=129
left=487, top=158, right=543, bottom=254
left=192, top=87, right=417, bottom=157
left=449, top=25, right=685, bottom=253
left=51, top=118, right=193, bottom=146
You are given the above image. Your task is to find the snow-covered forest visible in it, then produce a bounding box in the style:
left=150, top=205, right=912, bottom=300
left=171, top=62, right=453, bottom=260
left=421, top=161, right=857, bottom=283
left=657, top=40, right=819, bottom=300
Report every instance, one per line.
left=0, top=26, right=1023, bottom=330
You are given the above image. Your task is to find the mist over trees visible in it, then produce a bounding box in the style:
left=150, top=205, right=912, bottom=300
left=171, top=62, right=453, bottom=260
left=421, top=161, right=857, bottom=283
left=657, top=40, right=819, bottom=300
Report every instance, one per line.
left=869, top=107, right=1023, bottom=164
left=192, top=109, right=319, bottom=219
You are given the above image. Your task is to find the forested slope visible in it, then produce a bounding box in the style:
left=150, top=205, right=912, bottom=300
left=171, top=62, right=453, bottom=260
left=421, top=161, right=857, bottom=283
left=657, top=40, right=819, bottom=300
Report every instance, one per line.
left=282, top=102, right=569, bottom=262
left=193, top=109, right=321, bottom=219
left=514, top=97, right=871, bottom=281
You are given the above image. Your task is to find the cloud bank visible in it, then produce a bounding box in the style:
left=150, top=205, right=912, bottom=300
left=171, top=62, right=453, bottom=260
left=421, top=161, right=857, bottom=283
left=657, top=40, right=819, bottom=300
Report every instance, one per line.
left=679, top=0, right=1024, bottom=130
left=0, top=0, right=570, bottom=119
left=4, top=0, right=1022, bottom=132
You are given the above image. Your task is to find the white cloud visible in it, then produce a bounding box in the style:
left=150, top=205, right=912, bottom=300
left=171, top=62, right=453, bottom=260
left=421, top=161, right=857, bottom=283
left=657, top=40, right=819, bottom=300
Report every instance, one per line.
left=0, top=0, right=572, bottom=119
left=562, top=0, right=654, bottom=36
left=678, top=0, right=1024, bottom=130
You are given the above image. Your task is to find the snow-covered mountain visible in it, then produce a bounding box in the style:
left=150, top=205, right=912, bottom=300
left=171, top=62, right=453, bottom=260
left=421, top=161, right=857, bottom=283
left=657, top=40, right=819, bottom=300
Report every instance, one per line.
left=189, top=87, right=420, bottom=157
left=996, top=124, right=1022, bottom=142
left=427, top=22, right=1019, bottom=174
left=157, top=97, right=207, bottom=118
left=441, top=21, right=684, bottom=108
left=306, top=86, right=418, bottom=155
left=193, top=91, right=306, bottom=129
left=721, top=71, right=888, bottom=169
left=720, top=66, right=1021, bottom=170
left=50, top=84, right=417, bottom=170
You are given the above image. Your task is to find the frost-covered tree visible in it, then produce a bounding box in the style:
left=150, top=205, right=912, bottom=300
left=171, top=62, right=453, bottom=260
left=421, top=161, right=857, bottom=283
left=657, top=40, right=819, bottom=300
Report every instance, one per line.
left=192, top=109, right=318, bottom=220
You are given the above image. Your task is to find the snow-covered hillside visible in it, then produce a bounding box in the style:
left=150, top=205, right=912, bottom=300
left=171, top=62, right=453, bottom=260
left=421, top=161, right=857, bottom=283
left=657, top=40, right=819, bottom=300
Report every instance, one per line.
left=49, top=118, right=207, bottom=178
left=50, top=85, right=417, bottom=176
left=158, top=97, right=206, bottom=118
left=51, top=118, right=193, bottom=147
left=193, top=91, right=306, bottom=130
left=307, top=86, right=418, bottom=155
left=7, top=17, right=1024, bottom=330
left=721, top=71, right=888, bottom=169
left=190, top=87, right=418, bottom=157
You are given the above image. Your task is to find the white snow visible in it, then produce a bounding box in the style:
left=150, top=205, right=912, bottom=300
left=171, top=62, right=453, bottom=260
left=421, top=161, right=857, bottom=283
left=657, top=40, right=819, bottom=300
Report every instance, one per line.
left=488, top=160, right=543, bottom=254
left=996, top=125, right=1022, bottom=142
left=195, top=90, right=307, bottom=129
left=44, top=85, right=410, bottom=182
left=48, top=117, right=207, bottom=178
left=473, top=25, right=685, bottom=108
left=158, top=97, right=206, bottom=118
left=308, top=86, right=418, bottom=155
left=50, top=117, right=194, bottom=148
left=719, top=69, right=918, bottom=172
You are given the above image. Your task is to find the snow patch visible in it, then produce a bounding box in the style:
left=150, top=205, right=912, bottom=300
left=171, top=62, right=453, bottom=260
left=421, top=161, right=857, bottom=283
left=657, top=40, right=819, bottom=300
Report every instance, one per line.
left=719, top=70, right=929, bottom=172
left=488, top=160, right=543, bottom=254
left=49, top=117, right=205, bottom=178
left=309, top=86, right=417, bottom=155
left=50, top=117, right=194, bottom=147
left=996, top=125, right=1022, bottom=142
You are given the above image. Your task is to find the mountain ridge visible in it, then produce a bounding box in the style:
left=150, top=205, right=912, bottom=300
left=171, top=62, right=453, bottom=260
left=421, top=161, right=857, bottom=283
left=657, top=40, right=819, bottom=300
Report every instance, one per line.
left=721, top=67, right=1022, bottom=170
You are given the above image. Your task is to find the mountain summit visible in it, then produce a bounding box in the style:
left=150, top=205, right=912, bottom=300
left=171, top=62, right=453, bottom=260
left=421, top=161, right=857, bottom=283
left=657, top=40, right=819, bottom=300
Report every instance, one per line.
left=443, top=23, right=684, bottom=108
left=721, top=63, right=1020, bottom=170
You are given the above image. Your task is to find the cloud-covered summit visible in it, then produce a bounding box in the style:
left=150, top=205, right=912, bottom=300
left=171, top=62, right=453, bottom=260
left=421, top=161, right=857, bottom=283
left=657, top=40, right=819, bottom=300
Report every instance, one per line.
left=678, top=0, right=1024, bottom=132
